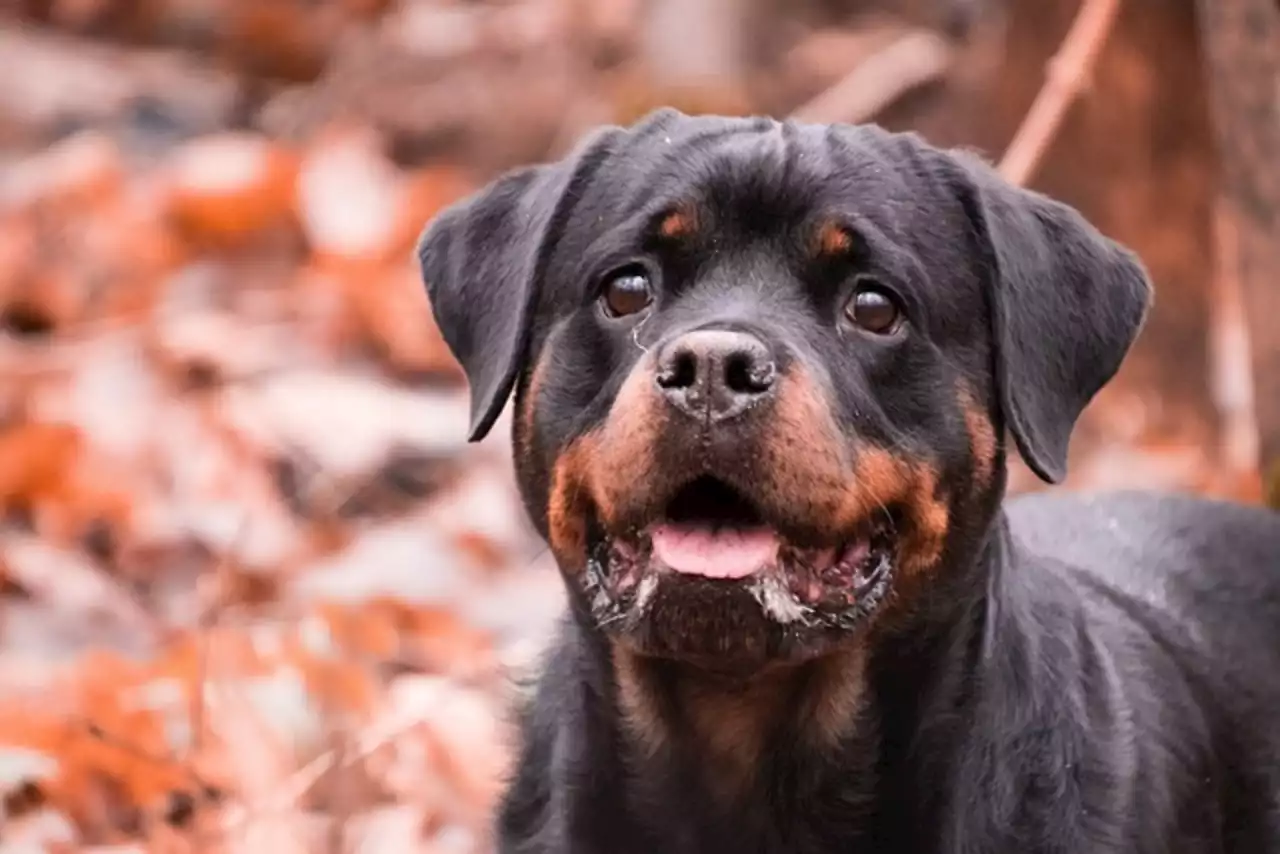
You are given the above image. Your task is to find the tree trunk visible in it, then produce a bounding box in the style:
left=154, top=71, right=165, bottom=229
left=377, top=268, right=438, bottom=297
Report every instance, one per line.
left=1195, top=0, right=1280, bottom=507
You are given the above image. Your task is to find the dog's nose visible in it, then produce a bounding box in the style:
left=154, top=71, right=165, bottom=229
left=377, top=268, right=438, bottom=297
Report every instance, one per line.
left=655, top=329, right=776, bottom=422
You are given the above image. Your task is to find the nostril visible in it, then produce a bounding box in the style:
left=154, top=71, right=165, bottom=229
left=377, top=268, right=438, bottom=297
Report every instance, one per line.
left=724, top=350, right=775, bottom=395
left=656, top=349, right=698, bottom=390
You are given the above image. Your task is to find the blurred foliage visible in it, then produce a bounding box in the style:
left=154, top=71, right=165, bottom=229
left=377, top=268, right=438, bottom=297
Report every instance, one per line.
left=0, top=0, right=1267, bottom=850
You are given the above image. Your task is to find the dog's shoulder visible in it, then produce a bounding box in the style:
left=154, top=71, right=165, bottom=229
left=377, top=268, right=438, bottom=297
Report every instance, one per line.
left=1004, top=490, right=1280, bottom=611
left=944, top=494, right=1280, bottom=851
left=1002, top=490, right=1280, bottom=714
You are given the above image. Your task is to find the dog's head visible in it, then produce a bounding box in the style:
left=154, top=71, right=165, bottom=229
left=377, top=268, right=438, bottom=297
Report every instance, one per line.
left=418, top=110, right=1151, bottom=672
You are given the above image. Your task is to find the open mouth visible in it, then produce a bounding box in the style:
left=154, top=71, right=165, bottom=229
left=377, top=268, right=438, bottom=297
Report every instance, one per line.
left=586, top=475, right=896, bottom=632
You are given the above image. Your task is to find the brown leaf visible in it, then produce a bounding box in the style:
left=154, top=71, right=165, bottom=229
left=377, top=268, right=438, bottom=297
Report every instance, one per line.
left=295, top=125, right=406, bottom=265
left=165, top=133, right=301, bottom=249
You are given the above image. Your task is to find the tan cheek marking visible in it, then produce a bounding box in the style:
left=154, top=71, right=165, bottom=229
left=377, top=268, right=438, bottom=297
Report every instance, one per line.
left=906, top=465, right=950, bottom=574
left=754, top=364, right=950, bottom=578
left=958, top=382, right=997, bottom=491
left=844, top=448, right=949, bottom=579
left=520, top=347, right=551, bottom=441
left=545, top=356, right=667, bottom=569
left=514, top=345, right=552, bottom=466
left=756, top=364, right=950, bottom=579
left=580, top=358, right=666, bottom=525
left=844, top=448, right=906, bottom=523
left=547, top=439, right=593, bottom=569
left=758, top=364, right=855, bottom=521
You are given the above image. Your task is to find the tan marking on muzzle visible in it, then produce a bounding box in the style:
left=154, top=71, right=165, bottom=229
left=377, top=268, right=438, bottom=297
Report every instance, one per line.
left=547, top=355, right=667, bottom=568
left=761, top=363, right=950, bottom=575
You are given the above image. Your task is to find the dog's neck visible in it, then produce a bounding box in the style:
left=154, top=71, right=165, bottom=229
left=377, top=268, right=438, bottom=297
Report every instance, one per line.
left=566, top=514, right=1011, bottom=846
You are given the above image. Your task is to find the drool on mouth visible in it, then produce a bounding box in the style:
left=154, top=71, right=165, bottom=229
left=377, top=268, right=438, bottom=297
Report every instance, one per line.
left=587, top=476, right=897, bottom=626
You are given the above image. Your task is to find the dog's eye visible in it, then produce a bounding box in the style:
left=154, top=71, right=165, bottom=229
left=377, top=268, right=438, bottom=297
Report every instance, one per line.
left=600, top=267, right=654, bottom=319
left=844, top=282, right=901, bottom=335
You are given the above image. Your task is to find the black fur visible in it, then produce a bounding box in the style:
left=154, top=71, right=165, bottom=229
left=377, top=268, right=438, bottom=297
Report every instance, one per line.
left=417, top=110, right=1280, bottom=854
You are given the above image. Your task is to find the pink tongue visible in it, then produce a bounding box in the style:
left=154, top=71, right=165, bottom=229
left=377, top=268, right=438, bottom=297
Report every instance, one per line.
left=650, top=524, right=779, bottom=579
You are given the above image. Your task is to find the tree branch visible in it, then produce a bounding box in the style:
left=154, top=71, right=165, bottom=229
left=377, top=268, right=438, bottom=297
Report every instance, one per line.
left=789, top=28, right=953, bottom=125
left=997, top=0, right=1122, bottom=186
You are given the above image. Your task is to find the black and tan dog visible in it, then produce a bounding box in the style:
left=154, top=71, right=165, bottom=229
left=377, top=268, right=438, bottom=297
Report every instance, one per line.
left=417, top=109, right=1280, bottom=853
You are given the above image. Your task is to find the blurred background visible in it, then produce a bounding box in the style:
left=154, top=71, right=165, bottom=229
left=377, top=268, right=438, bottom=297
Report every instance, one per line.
left=0, top=0, right=1275, bottom=850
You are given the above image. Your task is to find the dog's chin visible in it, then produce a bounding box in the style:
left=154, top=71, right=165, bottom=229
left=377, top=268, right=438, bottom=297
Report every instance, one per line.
left=579, top=478, right=897, bottom=672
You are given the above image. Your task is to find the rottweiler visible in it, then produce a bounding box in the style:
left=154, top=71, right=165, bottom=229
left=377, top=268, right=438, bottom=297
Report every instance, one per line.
left=417, top=109, right=1280, bottom=853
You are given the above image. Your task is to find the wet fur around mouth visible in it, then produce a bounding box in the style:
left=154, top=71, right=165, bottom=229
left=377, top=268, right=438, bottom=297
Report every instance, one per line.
left=576, top=470, right=902, bottom=664
left=584, top=514, right=896, bottom=634
left=417, top=109, right=1280, bottom=854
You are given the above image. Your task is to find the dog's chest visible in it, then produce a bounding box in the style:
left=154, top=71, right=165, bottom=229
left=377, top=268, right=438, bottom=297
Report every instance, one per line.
left=605, top=761, right=883, bottom=854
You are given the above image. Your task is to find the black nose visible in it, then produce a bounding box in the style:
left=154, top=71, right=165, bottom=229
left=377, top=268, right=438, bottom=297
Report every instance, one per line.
left=654, top=329, right=777, bottom=422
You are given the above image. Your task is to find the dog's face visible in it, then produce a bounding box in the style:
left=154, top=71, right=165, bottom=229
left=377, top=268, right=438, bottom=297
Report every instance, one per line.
left=419, top=111, right=1151, bottom=673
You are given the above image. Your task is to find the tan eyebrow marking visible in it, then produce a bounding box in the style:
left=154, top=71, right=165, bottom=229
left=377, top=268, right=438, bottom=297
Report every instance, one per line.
left=656, top=205, right=698, bottom=240
left=814, top=219, right=854, bottom=257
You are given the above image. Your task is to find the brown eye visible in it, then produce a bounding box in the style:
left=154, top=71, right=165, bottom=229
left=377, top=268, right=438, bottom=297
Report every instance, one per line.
left=600, top=267, right=653, bottom=318
left=844, top=283, right=901, bottom=335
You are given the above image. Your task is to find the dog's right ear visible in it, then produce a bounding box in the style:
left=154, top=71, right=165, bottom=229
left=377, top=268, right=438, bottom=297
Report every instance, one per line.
left=946, top=150, right=1152, bottom=484
left=416, top=128, right=623, bottom=442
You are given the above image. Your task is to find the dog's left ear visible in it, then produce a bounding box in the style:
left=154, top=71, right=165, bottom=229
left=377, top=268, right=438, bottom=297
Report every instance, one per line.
left=952, top=153, right=1153, bottom=484
left=416, top=128, right=622, bottom=441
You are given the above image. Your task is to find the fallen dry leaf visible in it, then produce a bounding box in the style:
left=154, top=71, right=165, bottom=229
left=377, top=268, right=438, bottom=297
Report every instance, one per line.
left=165, top=133, right=300, bottom=248
left=295, top=126, right=406, bottom=265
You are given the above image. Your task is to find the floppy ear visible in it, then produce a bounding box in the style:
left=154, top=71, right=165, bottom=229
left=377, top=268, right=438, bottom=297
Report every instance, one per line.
left=954, top=154, right=1153, bottom=484
left=416, top=129, right=621, bottom=441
